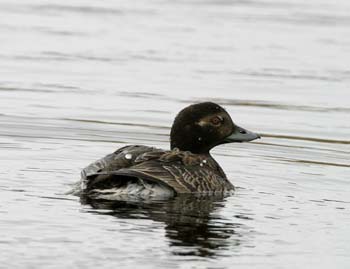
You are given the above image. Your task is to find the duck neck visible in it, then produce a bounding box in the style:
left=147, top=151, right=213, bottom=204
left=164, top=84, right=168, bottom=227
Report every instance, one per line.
left=171, top=144, right=211, bottom=155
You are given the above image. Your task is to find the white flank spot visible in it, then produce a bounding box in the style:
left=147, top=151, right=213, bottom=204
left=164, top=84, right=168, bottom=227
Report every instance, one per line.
left=125, top=153, right=133, bottom=160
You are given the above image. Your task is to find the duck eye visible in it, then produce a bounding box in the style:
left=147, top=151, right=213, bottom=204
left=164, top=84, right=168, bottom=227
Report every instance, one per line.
left=211, top=116, right=223, bottom=126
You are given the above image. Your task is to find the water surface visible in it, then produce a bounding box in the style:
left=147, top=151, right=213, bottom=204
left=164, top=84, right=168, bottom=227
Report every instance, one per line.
left=0, top=0, right=349, bottom=268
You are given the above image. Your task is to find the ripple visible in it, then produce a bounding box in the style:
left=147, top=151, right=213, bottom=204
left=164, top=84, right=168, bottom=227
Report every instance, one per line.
left=1, top=0, right=350, bottom=267
left=193, top=98, right=350, bottom=113
left=261, top=133, right=350, bottom=145
left=282, top=158, right=350, bottom=168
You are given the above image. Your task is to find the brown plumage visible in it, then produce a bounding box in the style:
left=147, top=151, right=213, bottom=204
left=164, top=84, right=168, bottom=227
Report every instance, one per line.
left=82, top=145, right=233, bottom=195
left=80, top=102, right=260, bottom=198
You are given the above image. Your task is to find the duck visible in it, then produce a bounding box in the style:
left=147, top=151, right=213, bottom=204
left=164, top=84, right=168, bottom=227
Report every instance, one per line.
left=80, top=102, right=260, bottom=199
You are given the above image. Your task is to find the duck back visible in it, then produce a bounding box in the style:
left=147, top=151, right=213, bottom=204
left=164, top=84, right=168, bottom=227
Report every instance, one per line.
left=79, top=145, right=234, bottom=199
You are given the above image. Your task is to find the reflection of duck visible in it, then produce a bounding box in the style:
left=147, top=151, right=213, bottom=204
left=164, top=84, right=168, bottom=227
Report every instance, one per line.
left=81, top=195, right=243, bottom=257
left=80, top=102, right=260, bottom=198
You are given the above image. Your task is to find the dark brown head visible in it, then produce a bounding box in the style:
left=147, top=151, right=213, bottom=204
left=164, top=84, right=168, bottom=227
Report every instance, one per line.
left=170, top=102, right=260, bottom=154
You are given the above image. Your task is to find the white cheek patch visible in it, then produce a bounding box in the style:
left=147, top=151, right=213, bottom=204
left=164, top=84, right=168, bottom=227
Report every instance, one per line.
left=197, top=120, right=208, bottom=127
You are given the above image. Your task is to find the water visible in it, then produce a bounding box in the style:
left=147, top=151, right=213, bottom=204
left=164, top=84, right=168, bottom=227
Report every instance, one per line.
left=1, top=0, right=349, bottom=268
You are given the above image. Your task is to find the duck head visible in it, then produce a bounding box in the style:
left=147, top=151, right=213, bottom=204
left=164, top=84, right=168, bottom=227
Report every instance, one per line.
left=170, top=102, right=260, bottom=154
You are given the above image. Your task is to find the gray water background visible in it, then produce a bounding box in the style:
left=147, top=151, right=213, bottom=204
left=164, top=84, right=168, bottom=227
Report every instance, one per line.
left=0, top=0, right=349, bottom=268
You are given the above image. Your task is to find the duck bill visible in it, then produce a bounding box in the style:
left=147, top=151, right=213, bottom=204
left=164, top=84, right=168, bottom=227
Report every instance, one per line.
left=224, top=125, right=261, bottom=143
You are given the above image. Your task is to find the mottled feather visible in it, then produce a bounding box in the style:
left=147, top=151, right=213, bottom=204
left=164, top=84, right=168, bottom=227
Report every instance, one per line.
left=81, top=145, right=234, bottom=196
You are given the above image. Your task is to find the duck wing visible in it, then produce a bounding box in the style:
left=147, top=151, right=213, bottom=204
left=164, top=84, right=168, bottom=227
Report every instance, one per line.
left=114, top=160, right=234, bottom=194
left=81, top=145, right=164, bottom=190
left=81, top=146, right=234, bottom=195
